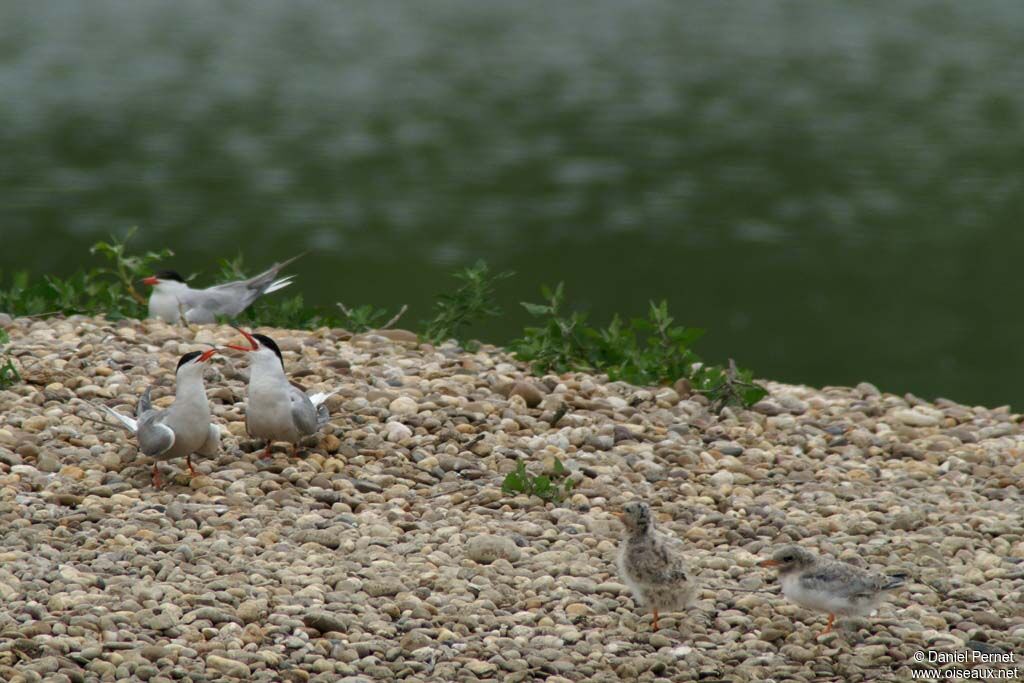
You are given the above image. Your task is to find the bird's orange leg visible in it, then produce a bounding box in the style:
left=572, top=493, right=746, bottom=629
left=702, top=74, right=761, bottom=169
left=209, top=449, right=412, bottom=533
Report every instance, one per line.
left=263, top=442, right=273, bottom=459
left=187, top=454, right=197, bottom=478
left=820, top=613, right=835, bottom=636
left=291, top=443, right=301, bottom=458
left=652, top=608, right=660, bottom=632
left=152, top=463, right=163, bottom=489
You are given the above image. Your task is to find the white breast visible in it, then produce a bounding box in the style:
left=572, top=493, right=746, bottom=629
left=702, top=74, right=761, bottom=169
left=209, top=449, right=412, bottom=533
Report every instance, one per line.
left=246, top=372, right=298, bottom=441
left=149, top=290, right=182, bottom=323
left=780, top=573, right=865, bottom=616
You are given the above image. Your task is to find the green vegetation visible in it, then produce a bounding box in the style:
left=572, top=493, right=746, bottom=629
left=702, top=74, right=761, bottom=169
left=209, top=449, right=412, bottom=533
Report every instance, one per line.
left=501, top=459, right=576, bottom=504
left=511, top=284, right=767, bottom=410
left=0, top=329, right=19, bottom=389
left=422, top=260, right=512, bottom=346
left=0, top=228, right=168, bottom=319
left=0, top=232, right=766, bottom=408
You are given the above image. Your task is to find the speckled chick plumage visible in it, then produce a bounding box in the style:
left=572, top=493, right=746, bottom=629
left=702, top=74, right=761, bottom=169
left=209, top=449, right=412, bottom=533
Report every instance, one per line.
left=616, top=502, right=698, bottom=627
left=760, top=545, right=907, bottom=634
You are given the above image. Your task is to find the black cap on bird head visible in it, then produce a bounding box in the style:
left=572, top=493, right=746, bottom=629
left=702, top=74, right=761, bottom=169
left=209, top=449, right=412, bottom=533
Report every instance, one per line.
left=252, top=333, right=283, bottom=366
left=143, top=270, right=186, bottom=285
left=176, top=348, right=217, bottom=371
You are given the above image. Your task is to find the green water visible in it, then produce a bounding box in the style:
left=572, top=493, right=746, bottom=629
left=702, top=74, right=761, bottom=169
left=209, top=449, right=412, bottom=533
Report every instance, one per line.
left=2, top=1, right=1024, bottom=406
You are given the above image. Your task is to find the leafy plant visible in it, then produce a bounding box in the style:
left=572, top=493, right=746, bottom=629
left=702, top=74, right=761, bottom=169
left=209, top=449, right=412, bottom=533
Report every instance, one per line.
left=695, top=359, right=768, bottom=412
left=0, top=228, right=172, bottom=320
left=511, top=283, right=767, bottom=409
left=502, top=458, right=576, bottom=503
left=91, top=226, right=174, bottom=309
left=0, top=329, right=20, bottom=389
left=336, top=302, right=405, bottom=333
left=422, top=260, right=512, bottom=346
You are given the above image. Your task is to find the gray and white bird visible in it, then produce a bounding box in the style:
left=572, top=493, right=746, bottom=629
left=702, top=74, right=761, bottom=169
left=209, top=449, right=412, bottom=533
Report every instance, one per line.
left=616, top=501, right=699, bottom=631
left=759, top=545, right=907, bottom=635
left=228, top=328, right=337, bottom=458
left=143, top=254, right=301, bottom=324
left=93, top=349, right=220, bottom=488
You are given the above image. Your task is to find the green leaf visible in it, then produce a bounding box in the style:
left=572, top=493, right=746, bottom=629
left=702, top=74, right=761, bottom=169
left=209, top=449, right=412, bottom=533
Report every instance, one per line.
left=521, top=302, right=551, bottom=317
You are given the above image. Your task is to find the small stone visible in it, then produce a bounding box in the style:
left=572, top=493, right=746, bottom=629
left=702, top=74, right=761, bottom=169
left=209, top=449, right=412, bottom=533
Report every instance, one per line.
left=709, top=470, right=734, bottom=487
left=304, top=610, right=348, bottom=634
left=36, top=451, right=60, bottom=472
left=384, top=421, right=413, bottom=442
left=206, top=655, right=250, bottom=679
left=753, top=400, right=783, bottom=416
left=465, top=534, right=521, bottom=564
left=509, top=381, right=544, bottom=408
left=23, top=416, right=50, bottom=433
left=237, top=599, right=267, bottom=624
left=388, top=397, right=418, bottom=416
left=369, top=329, right=418, bottom=343
left=892, top=408, right=940, bottom=427
left=465, top=659, right=497, bottom=676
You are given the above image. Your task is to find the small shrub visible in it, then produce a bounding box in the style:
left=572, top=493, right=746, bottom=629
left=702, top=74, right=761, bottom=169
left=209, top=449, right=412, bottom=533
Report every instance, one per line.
left=336, top=303, right=406, bottom=333
left=422, top=260, right=512, bottom=346
left=0, top=329, right=20, bottom=389
left=511, top=283, right=767, bottom=409
left=0, top=227, right=170, bottom=319
left=502, top=458, right=576, bottom=503
left=91, top=227, right=174, bottom=308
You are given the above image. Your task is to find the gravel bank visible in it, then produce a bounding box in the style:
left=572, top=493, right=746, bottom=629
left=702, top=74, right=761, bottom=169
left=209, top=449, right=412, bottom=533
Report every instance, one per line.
left=1, top=315, right=1022, bottom=682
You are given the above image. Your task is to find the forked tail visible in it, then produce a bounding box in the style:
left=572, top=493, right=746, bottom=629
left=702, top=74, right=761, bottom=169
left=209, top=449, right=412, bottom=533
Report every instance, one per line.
left=92, top=402, right=139, bottom=433
left=309, top=389, right=339, bottom=429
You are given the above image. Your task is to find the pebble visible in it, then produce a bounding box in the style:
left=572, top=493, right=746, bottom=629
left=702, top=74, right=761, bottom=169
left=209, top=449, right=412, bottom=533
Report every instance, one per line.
left=206, top=655, right=251, bottom=679
left=466, top=534, right=521, bottom=564
left=388, top=397, right=418, bottom=416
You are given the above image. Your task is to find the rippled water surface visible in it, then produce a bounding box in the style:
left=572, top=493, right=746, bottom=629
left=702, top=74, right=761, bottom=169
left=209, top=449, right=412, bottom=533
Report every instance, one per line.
left=3, top=1, right=1024, bottom=405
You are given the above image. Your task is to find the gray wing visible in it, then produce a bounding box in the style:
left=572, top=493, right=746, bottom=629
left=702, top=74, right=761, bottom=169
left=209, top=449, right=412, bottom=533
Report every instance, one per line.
left=137, top=409, right=176, bottom=457
left=629, top=534, right=690, bottom=585
left=799, top=561, right=889, bottom=599
left=656, top=535, right=692, bottom=583
left=136, top=387, right=154, bottom=418
left=289, top=385, right=320, bottom=436
left=194, top=254, right=303, bottom=318
left=180, top=286, right=251, bottom=320
left=196, top=423, right=220, bottom=456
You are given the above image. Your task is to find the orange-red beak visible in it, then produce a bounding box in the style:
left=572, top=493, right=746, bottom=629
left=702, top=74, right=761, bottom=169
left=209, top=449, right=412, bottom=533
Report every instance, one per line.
left=758, top=559, right=780, bottom=568
left=142, top=276, right=159, bottom=286
left=227, top=326, right=258, bottom=352
left=198, top=348, right=218, bottom=363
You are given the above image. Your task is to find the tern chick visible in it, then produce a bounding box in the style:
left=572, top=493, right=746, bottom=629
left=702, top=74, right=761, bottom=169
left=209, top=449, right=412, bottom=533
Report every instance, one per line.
left=617, top=501, right=699, bottom=631
left=759, top=545, right=907, bottom=635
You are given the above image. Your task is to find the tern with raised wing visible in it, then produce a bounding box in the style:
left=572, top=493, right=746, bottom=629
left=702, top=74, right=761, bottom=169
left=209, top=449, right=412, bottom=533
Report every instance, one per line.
left=143, top=254, right=301, bottom=324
